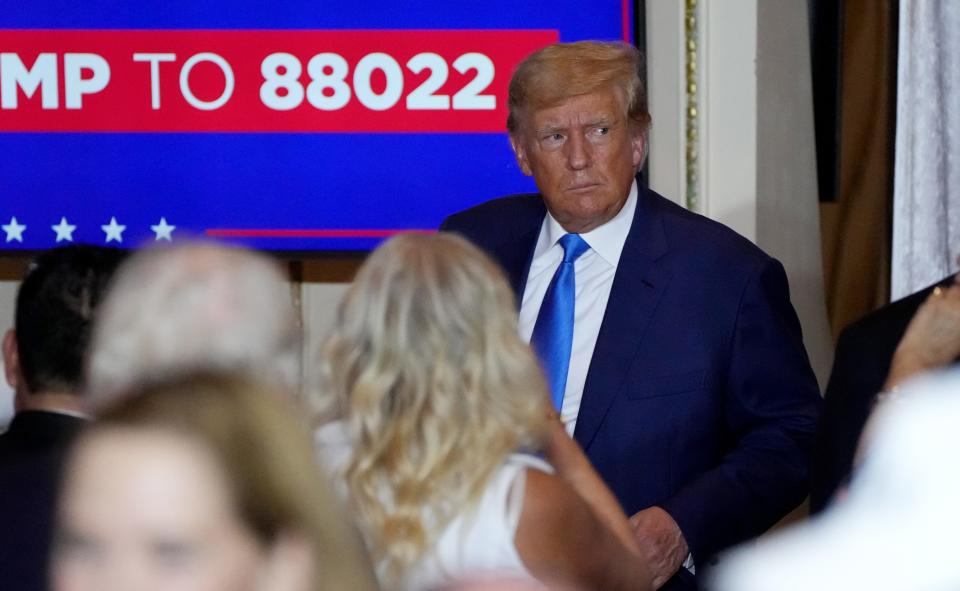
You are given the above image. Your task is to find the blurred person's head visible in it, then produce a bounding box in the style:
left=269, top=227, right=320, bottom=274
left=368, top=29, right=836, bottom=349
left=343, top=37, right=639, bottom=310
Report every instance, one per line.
left=318, top=232, right=550, bottom=584
left=52, top=373, right=377, bottom=591
left=711, top=368, right=960, bottom=591
left=84, top=242, right=301, bottom=409
left=507, top=41, right=649, bottom=233
left=3, top=245, right=126, bottom=414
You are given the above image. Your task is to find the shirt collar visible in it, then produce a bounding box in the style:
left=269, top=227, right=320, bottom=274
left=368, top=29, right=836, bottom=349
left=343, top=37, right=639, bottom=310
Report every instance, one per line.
left=540, top=179, right=638, bottom=267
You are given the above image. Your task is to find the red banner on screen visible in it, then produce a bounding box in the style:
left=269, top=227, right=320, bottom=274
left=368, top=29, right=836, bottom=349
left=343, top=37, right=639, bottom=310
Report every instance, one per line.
left=0, top=29, right=558, bottom=132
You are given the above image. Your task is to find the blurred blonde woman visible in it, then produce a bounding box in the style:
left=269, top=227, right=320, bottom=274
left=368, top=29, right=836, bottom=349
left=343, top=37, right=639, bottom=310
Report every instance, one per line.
left=317, top=233, right=652, bottom=591
left=51, top=374, right=378, bottom=591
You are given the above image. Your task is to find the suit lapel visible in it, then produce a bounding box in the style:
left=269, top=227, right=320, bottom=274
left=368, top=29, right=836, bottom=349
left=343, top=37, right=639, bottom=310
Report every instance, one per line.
left=493, top=198, right=545, bottom=304
left=573, top=186, right=673, bottom=450
left=493, top=230, right=539, bottom=302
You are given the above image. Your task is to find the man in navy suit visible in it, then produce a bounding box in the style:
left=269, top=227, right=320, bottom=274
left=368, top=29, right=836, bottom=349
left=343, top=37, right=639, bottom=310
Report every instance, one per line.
left=442, top=41, right=821, bottom=589
left=0, top=245, right=126, bottom=591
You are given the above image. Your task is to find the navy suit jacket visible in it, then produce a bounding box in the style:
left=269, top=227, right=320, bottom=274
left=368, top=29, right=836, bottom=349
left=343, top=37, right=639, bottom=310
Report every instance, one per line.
left=0, top=411, right=86, bottom=591
left=442, top=185, right=822, bottom=566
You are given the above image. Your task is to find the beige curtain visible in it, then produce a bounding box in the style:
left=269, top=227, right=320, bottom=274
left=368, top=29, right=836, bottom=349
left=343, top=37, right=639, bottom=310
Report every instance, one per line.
left=820, top=0, right=896, bottom=338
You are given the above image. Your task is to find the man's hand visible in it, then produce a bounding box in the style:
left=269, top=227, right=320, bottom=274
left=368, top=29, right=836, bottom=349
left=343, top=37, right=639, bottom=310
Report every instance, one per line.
left=885, top=280, right=960, bottom=389
left=630, top=507, right=689, bottom=589
left=857, top=280, right=960, bottom=464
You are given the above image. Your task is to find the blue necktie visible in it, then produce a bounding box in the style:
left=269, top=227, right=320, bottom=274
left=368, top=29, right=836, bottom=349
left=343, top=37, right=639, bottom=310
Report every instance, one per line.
left=530, top=233, right=590, bottom=411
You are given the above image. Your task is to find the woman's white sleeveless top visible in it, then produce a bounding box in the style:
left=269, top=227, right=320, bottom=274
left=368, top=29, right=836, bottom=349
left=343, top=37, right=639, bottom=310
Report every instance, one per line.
left=315, top=421, right=553, bottom=590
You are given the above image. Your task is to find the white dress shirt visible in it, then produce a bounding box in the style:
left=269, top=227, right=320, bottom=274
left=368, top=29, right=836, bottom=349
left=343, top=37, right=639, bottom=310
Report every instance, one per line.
left=518, top=181, right=638, bottom=434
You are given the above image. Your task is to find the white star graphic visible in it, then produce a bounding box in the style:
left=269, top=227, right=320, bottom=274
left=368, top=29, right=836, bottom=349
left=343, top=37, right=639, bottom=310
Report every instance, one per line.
left=101, top=217, right=126, bottom=243
left=150, top=217, right=176, bottom=241
left=51, top=217, right=77, bottom=243
left=2, top=216, right=26, bottom=243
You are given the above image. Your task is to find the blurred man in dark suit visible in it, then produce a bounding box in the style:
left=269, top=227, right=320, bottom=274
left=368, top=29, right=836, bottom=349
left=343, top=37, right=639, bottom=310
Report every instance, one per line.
left=811, top=273, right=960, bottom=512
left=0, top=245, right=125, bottom=591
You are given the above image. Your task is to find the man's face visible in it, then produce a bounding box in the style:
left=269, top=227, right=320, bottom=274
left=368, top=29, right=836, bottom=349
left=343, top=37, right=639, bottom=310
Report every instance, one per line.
left=511, top=87, right=644, bottom=234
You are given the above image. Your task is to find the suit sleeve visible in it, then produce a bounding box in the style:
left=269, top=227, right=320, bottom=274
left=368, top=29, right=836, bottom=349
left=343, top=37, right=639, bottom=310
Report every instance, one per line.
left=809, top=324, right=889, bottom=512
left=438, top=214, right=456, bottom=232
left=439, top=211, right=478, bottom=242
left=658, top=258, right=822, bottom=564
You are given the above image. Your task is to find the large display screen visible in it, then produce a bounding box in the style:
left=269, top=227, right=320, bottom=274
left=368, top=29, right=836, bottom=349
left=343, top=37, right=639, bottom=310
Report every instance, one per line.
left=0, top=1, right=633, bottom=251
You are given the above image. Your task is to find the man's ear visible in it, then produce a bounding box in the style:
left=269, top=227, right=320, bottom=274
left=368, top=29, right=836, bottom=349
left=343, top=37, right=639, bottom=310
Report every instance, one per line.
left=2, top=329, right=20, bottom=391
left=631, top=130, right=646, bottom=169
left=510, top=134, right=534, bottom=177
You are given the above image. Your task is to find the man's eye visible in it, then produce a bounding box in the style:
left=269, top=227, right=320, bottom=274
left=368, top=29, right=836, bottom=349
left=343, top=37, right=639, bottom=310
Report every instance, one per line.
left=594, top=127, right=610, bottom=135
left=543, top=133, right=563, bottom=143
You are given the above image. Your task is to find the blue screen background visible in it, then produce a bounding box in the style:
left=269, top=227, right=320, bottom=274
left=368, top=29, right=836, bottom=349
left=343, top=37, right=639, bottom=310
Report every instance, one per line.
left=0, top=1, right=631, bottom=251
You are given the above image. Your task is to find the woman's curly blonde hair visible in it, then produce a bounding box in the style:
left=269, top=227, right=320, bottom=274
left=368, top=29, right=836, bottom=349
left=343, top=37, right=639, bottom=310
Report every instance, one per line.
left=317, top=232, right=550, bottom=586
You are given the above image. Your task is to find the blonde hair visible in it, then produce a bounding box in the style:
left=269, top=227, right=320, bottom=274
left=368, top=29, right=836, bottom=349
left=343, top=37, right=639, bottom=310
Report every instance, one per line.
left=87, top=373, right=379, bottom=591
left=507, top=40, right=651, bottom=140
left=317, top=233, right=549, bottom=585
left=85, top=241, right=301, bottom=409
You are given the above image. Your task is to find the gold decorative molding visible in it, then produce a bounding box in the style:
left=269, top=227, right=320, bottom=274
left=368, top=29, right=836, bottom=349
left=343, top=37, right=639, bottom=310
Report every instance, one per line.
left=684, top=0, right=700, bottom=211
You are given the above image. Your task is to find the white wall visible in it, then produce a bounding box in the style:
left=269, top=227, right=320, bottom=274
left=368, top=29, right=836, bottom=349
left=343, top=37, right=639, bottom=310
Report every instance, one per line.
left=0, top=280, right=18, bottom=430
left=646, top=0, right=685, bottom=205
left=755, top=0, right=834, bottom=390
left=299, top=282, right=350, bottom=392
